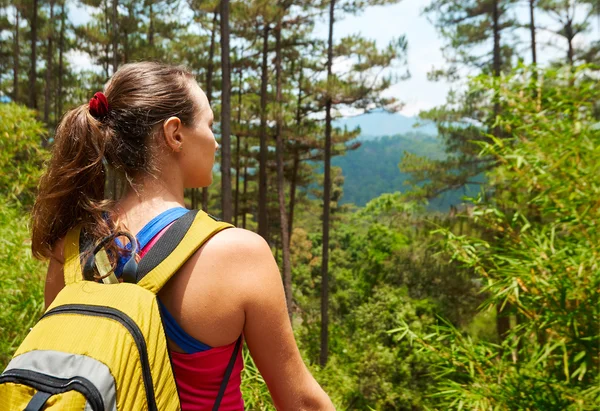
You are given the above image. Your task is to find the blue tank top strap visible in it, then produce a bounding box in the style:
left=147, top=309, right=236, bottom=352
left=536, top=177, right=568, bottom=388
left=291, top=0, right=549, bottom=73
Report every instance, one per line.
left=157, top=299, right=212, bottom=354
left=136, top=207, right=189, bottom=249
left=113, top=207, right=188, bottom=276
left=113, top=206, right=213, bottom=354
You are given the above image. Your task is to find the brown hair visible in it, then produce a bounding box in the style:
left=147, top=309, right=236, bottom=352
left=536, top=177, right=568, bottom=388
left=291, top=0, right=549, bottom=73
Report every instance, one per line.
left=32, top=62, right=199, bottom=260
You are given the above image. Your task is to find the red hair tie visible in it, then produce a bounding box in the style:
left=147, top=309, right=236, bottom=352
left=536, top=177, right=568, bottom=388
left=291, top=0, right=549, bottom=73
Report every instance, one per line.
left=89, top=92, right=109, bottom=119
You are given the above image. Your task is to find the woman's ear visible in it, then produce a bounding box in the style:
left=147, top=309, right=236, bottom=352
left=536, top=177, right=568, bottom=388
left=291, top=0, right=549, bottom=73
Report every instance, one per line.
left=163, top=116, right=184, bottom=152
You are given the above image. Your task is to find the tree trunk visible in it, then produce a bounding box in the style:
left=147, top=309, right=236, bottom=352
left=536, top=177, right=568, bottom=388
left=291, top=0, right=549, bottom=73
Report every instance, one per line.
left=28, top=0, right=38, bottom=109
left=492, top=0, right=501, bottom=78
left=103, top=0, right=110, bottom=78
left=288, top=148, right=299, bottom=244
left=274, top=15, right=293, bottom=322
left=234, top=134, right=241, bottom=225
left=566, top=21, right=574, bottom=65
left=492, top=0, right=501, bottom=138
left=44, top=0, right=55, bottom=133
left=234, top=68, right=243, bottom=226
left=13, top=7, right=19, bottom=102
left=201, top=188, right=208, bottom=211
left=258, top=23, right=270, bottom=240
left=57, top=2, right=65, bottom=119
left=124, top=2, right=133, bottom=63
left=206, top=10, right=217, bottom=104
left=202, top=10, right=218, bottom=213
left=112, top=0, right=118, bottom=73
left=320, top=0, right=335, bottom=368
left=220, top=0, right=232, bottom=223
left=242, top=140, right=249, bottom=229
left=529, top=0, right=537, bottom=65
left=148, top=2, right=154, bottom=48
left=289, top=62, right=303, bottom=245
left=496, top=304, right=510, bottom=342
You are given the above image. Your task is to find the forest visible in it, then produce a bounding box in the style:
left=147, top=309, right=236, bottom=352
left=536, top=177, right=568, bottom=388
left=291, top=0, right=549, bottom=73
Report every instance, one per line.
left=1, top=0, right=599, bottom=409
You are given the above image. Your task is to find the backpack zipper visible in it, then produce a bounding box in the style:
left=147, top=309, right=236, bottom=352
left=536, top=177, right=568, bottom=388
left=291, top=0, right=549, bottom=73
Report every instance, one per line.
left=41, top=304, right=158, bottom=411
left=0, top=368, right=104, bottom=410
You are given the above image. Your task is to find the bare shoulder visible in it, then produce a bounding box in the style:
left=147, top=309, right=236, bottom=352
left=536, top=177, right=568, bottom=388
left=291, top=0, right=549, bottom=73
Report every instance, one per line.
left=199, top=227, right=281, bottom=298
left=203, top=227, right=273, bottom=261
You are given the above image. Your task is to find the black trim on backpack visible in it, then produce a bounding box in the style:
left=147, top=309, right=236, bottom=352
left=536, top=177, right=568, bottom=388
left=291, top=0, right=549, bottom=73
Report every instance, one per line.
left=0, top=369, right=103, bottom=411
left=41, top=304, right=158, bottom=411
left=212, top=336, right=242, bottom=411
left=135, top=209, right=199, bottom=283
left=25, top=390, right=52, bottom=411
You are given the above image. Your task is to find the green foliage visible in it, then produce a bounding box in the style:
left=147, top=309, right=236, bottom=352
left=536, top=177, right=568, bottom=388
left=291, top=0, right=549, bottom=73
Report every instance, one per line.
left=0, top=200, right=46, bottom=369
left=0, top=103, right=48, bottom=207
left=288, top=190, right=483, bottom=409
left=394, top=65, right=600, bottom=410
left=2, top=1, right=598, bottom=407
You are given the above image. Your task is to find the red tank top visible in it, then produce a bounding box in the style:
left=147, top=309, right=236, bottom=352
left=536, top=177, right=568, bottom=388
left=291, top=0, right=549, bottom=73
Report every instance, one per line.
left=141, top=226, right=245, bottom=410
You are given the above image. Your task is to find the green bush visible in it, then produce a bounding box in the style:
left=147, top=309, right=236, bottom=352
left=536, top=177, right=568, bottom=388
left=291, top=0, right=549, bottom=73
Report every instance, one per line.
left=394, top=65, right=600, bottom=410
left=0, top=103, right=48, bottom=369
left=0, top=103, right=48, bottom=207
left=0, top=201, right=46, bottom=369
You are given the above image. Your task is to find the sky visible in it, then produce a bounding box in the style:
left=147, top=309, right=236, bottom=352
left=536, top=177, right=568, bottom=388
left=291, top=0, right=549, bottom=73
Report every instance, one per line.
left=313, top=2, right=451, bottom=116
left=312, top=1, right=598, bottom=116
left=68, top=1, right=598, bottom=118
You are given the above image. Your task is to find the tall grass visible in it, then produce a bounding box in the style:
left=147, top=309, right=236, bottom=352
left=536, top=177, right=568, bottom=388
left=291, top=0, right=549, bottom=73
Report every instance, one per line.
left=0, top=202, right=45, bottom=369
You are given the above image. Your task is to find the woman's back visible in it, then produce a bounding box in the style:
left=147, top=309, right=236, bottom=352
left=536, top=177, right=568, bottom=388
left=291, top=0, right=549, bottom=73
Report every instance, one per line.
left=34, top=61, right=334, bottom=411
left=135, top=208, right=244, bottom=409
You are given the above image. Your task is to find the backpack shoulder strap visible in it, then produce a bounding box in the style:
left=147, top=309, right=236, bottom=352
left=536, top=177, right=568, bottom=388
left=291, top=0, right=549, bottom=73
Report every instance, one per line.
left=63, top=224, right=84, bottom=286
left=136, top=210, right=233, bottom=294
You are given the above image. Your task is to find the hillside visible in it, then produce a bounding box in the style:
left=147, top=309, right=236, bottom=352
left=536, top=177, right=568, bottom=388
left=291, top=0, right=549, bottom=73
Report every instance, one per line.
left=332, top=134, right=476, bottom=210
left=330, top=111, right=474, bottom=210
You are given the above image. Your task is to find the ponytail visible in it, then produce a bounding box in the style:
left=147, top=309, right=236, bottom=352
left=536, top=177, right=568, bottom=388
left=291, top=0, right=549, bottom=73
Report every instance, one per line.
left=31, top=105, right=113, bottom=259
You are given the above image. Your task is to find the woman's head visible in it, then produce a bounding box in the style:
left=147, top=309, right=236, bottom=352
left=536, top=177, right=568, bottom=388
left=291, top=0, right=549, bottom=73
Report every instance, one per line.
left=32, top=62, right=215, bottom=259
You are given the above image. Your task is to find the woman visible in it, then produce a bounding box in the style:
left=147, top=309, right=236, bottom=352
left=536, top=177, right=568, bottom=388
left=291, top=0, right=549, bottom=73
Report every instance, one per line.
left=31, top=62, right=334, bottom=410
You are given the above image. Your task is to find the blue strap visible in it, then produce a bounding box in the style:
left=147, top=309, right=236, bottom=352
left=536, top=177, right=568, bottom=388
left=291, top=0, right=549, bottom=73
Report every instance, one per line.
left=136, top=207, right=189, bottom=249
left=158, top=299, right=212, bottom=353
left=114, top=207, right=188, bottom=276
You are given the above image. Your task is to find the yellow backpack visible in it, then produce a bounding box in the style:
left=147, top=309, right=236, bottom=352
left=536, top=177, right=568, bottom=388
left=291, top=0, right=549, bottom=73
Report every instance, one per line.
left=0, top=210, right=233, bottom=411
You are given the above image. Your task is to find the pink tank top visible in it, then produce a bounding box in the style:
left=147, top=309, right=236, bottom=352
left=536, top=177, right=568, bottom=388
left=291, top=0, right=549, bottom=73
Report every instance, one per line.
left=141, top=226, right=245, bottom=410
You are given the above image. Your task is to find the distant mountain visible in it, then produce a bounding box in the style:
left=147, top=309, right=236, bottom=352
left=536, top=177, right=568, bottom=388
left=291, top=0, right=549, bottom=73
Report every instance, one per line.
left=331, top=134, right=475, bottom=210
left=317, top=112, right=475, bottom=211
left=333, top=110, right=437, bottom=139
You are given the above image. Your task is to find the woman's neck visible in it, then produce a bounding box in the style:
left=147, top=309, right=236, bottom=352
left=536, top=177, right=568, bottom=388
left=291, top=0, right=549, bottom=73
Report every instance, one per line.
left=112, top=174, right=186, bottom=233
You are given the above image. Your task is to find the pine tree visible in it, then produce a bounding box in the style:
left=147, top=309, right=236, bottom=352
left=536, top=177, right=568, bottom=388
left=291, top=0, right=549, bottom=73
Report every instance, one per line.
left=13, top=4, right=20, bottom=102
left=43, top=0, right=55, bottom=132
left=220, top=0, right=233, bottom=222
left=539, top=0, right=595, bottom=64
left=274, top=0, right=294, bottom=320
left=403, top=0, right=520, bottom=202
left=318, top=0, right=408, bottom=366
left=530, top=0, right=538, bottom=64
left=28, top=0, right=39, bottom=109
